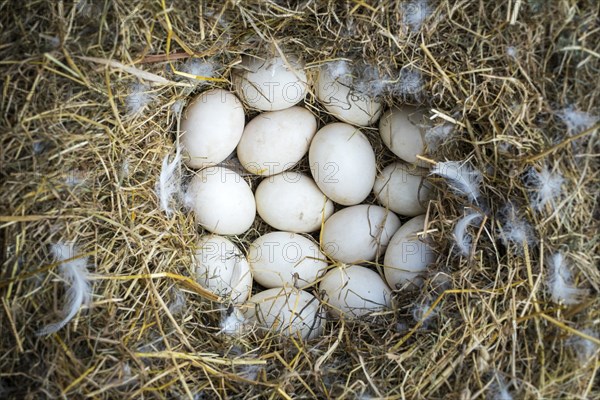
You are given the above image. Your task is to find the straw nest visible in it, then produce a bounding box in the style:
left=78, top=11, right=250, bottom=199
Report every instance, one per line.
left=1, top=1, right=599, bottom=398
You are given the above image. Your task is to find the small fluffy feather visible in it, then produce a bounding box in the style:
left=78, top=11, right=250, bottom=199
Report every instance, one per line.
left=402, top=0, right=430, bottom=31
left=506, top=46, right=517, bottom=59
left=220, top=308, right=246, bottom=335
left=498, top=203, right=535, bottom=250
left=571, top=329, right=599, bottom=364
left=546, top=252, right=587, bottom=305
left=126, top=82, right=154, bottom=114
left=487, top=375, right=513, bottom=400
left=430, top=161, right=482, bottom=204
left=396, top=67, right=423, bottom=98
left=156, top=147, right=181, bottom=216
left=557, top=106, right=598, bottom=135
left=323, top=61, right=353, bottom=85
left=525, top=166, right=564, bottom=212
left=65, top=169, right=86, bottom=187
left=413, top=298, right=436, bottom=329
left=454, top=212, right=482, bottom=256
left=171, top=99, right=184, bottom=114
left=168, top=287, right=186, bottom=315
left=354, top=65, right=388, bottom=98
left=181, top=58, right=216, bottom=84
left=37, top=242, right=92, bottom=336
left=425, top=123, right=454, bottom=151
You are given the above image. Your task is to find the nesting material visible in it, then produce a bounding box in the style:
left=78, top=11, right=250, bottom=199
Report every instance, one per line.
left=37, top=242, right=92, bottom=336
left=155, top=147, right=181, bottom=216
left=546, top=252, right=587, bottom=305
left=453, top=212, right=483, bottom=256
left=430, top=161, right=482, bottom=204
left=524, top=165, right=564, bottom=212
left=4, top=2, right=599, bottom=399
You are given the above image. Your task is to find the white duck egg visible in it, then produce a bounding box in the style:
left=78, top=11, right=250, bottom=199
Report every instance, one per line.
left=233, top=55, right=308, bottom=111
left=181, top=89, right=245, bottom=169
left=186, top=166, right=256, bottom=235
left=379, top=107, right=429, bottom=166
left=321, top=205, right=401, bottom=263
left=315, top=65, right=382, bottom=126
left=242, top=287, right=323, bottom=339
left=237, top=107, right=317, bottom=176
left=373, top=162, right=431, bottom=217
left=384, top=214, right=436, bottom=289
left=255, top=172, right=334, bottom=233
left=248, top=231, right=328, bottom=288
left=194, top=235, right=253, bottom=303
left=320, top=265, right=392, bottom=318
left=309, top=123, right=376, bottom=206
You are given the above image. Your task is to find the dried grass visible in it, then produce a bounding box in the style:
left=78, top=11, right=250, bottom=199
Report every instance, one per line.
left=1, top=0, right=599, bottom=399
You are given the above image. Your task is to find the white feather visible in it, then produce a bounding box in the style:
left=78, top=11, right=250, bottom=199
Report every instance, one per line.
left=430, top=161, right=482, bottom=204
left=425, top=123, right=454, bottom=151
left=525, top=166, right=564, bottom=212
left=396, top=67, right=423, bottom=98
left=37, top=242, right=91, bottom=336
left=323, top=61, right=353, bottom=85
left=126, top=82, right=154, bottom=114
left=220, top=307, right=246, bottom=335
left=156, top=147, right=182, bottom=216
left=571, top=329, right=599, bottom=365
left=487, top=374, right=513, bottom=400
left=498, top=203, right=535, bottom=251
left=453, top=212, right=482, bottom=256
left=402, top=0, right=431, bottom=31
left=181, top=58, right=216, bottom=83
left=557, top=106, right=598, bottom=135
left=547, top=252, right=587, bottom=305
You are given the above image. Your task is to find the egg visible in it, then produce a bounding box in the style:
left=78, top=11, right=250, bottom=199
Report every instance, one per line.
left=321, top=205, right=401, bottom=263
left=233, top=55, right=308, bottom=111
left=320, top=265, right=392, bottom=318
left=237, top=107, right=317, bottom=176
left=186, top=166, right=256, bottom=235
left=315, top=66, right=382, bottom=126
left=379, top=107, right=429, bottom=166
left=181, top=89, right=245, bottom=169
left=384, top=215, right=436, bottom=289
left=255, top=172, right=334, bottom=233
left=194, top=235, right=253, bottom=303
left=373, top=162, right=431, bottom=216
left=243, top=287, right=323, bottom=339
left=309, top=123, right=376, bottom=206
left=248, top=232, right=328, bottom=288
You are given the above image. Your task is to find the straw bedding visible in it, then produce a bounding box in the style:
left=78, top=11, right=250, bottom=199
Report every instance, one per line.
left=1, top=1, right=598, bottom=398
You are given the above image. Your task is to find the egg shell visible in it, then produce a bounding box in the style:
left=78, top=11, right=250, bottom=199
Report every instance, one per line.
left=242, top=287, right=323, bottom=339
left=194, top=235, right=253, bottom=303
left=255, top=172, right=334, bottom=233
left=186, top=166, right=256, bottom=235
left=181, top=89, right=245, bottom=169
left=321, top=205, right=401, bottom=263
left=384, top=215, right=436, bottom=289
left=248, top=232, right=328, bottom=288
left=309, top=123, right=376, bottom=206
left=233, top=55, right=308, bottom=111
left=315, top=68, right=382, bottom=126
left=320, top=265, right=392, bottom=318
left=373, top=162, right=431, bottom=217
left=237, top=107, right=317, bottom=176
left=379, top=107, right=429, bottom=166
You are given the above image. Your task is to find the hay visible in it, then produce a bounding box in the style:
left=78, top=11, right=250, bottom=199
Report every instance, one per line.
left=1, top=0, right=599, bottom=398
